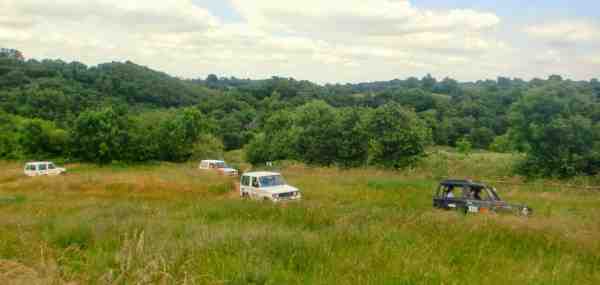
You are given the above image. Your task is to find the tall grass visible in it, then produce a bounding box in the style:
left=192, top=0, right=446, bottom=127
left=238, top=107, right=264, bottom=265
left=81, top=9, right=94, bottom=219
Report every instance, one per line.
left=0, top=155, right=599, bottom=284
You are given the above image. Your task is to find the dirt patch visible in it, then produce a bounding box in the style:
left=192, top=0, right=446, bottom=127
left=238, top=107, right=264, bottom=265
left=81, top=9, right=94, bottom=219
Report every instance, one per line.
left=0, top=260, right=42, bottom=284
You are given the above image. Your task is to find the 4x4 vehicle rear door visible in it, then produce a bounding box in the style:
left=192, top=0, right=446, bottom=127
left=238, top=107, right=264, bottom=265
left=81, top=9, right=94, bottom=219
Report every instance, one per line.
left=250, top=177, right=260, bottom=198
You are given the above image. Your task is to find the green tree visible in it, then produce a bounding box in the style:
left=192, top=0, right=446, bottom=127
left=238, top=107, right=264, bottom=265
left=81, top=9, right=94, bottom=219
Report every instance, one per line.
left=510, top=86, right=600, bottom=177
left=294, top=101, right=340, bottom=165
left=366, top=103, right=432, bottom=168
left=456, top=137, right=472, bottom=155
left=18, top=119, right=67, bottom=158
left=336, top=108, right=369, bottom=167
left=191, top=134, right=225, bottom=161
left=490, top=134, right=512, bottom=153
left=70, top=108, right=128, bottom=164
left=0, top=111, right=21, bottom=158
left=469, top=127, right=495, bottom=149
left=157, top=108, right=211, bottom=162
left=245, top=133, right=271, bottom=165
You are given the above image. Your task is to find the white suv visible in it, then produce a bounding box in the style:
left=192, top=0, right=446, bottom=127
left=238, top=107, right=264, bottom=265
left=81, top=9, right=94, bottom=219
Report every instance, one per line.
left=240, top=171, right=301, bottom=202
left=24, top=162, right=66, bottom=177
left=198, top=160, right=238, bottom=176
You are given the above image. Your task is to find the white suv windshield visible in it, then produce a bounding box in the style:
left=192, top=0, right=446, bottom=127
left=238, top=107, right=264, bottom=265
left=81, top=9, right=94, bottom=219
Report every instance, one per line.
left=48, top=164, right=56, bottom=169
left=215, top=162, right=226, bottom=168
left=259, top=175, right=285, bottom=187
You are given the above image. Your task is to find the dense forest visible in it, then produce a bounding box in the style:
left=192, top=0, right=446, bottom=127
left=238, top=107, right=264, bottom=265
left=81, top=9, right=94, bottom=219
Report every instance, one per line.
left=1, top=52, right=599, bottom=177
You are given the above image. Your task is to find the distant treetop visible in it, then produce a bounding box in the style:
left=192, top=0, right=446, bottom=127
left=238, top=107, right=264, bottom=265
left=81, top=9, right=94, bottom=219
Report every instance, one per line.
left=0, top=48, right=24, bottom=61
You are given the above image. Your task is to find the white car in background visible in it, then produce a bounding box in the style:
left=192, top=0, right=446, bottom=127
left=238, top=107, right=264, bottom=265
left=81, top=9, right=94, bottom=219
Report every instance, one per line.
left=198, top=160, right=238, bottom=176
left=240, top=171, right=301, bottom=202
left=24, top=161, right=66, bottom=177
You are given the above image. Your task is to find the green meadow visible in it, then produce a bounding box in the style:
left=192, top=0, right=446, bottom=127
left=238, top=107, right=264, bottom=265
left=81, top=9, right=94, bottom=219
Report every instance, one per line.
left=0, top=151, right=599, bottom=284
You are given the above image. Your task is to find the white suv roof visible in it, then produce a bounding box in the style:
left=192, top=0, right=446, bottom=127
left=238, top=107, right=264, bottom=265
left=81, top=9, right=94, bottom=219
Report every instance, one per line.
left=202, top=160, right=225, bottom=163
left=243, top=171, right=281, bottom=177
left=26, top=161, right=53, bottom=165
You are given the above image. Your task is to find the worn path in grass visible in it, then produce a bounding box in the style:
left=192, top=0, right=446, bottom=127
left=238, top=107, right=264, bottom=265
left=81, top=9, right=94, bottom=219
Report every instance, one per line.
left=0, top=158, right=599, bottom=284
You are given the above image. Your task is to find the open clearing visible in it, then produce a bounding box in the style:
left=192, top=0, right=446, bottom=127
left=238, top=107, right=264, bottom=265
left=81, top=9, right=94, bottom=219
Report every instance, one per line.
left=0, top=152, right=599, bottom=284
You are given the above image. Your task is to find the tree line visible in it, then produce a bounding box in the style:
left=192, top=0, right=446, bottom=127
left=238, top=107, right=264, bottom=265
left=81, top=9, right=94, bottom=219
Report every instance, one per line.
left=1, top=54, right=599, bottom=177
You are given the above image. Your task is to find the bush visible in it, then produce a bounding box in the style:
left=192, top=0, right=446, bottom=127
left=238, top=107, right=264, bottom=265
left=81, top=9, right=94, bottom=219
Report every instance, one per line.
left=509, top=86, right=600, bottom=177
left=456, top=137, right=472, bottom=155
left=245, top=133, right=272, bottom=165
left=190, top=134, right=224, bottom=161
left=69, top=107, right=128, bottom=164
left=490, top=134, right=512, bottom=153
left=366, top=103, right=432, bottom=168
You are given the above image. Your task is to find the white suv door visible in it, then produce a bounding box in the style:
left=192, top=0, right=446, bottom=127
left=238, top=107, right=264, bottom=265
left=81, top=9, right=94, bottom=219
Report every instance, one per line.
left=38, top=163, right=48, bottom=175
left=47, top=163, right=59, bottom=175
left=240, top=175, right=251, bottom=197
left=250, top=176, right=261, bottom=199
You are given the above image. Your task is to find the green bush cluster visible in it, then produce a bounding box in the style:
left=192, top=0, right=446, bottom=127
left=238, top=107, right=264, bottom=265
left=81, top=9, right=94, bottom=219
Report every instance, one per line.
left=246, top=101, right=431, bottom=168
left=0, top=108, right=223, bottom=164
left=1, top=56, right=600, bottom=177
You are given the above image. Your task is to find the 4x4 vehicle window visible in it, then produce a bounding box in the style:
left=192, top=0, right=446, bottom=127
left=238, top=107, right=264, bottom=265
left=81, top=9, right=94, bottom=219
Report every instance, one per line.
left=252, top=177, right=259, bottom=188
left=241, top=176, right=250, bottom=186
left=26, top=165, right=35, bottom=171
left=39, top=164, right=47, bottom=171
left=259, top=175, right=285, bottom=187
left=48, top=164, right=56, bottom=169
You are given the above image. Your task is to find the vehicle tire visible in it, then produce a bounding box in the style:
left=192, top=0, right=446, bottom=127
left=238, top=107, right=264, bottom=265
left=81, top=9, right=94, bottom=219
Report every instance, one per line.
left=462, top=206, right=469, bottom=215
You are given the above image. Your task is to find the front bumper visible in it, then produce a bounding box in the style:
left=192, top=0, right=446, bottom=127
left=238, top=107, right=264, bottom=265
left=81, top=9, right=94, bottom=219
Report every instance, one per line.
left=272, top=195, right=302, bottom=202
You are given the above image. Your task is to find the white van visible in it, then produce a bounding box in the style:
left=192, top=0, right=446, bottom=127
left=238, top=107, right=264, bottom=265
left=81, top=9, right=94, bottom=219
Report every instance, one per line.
left=240, top=171, right=301, bottom=202
left=198, top=160, right=238, bottom=176
left=24, top=162, right=66, bottom=177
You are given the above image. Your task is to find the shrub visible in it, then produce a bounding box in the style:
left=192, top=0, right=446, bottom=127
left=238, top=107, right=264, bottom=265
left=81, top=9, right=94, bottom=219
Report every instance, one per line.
left=190, top=134, right=224, bottom=161
left=366, top=103, right=432, bottom=168
left=490, top=134, right=512, bottom=153
left=509, top=86, right=600, bottom=177
left=456, top=137, right=472, bottom=155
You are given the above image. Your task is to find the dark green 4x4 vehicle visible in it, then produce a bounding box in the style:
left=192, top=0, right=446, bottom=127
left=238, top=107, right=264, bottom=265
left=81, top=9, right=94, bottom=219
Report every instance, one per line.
left=433, top=179, right=532, bottom=216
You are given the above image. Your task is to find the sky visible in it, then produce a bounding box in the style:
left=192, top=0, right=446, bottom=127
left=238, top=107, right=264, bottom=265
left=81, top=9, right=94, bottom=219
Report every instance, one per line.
left=1, top=0, right=599, bottom=84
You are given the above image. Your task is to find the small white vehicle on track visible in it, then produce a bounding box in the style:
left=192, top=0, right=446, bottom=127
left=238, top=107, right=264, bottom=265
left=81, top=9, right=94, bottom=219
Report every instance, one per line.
left=24, top=162, right=66, bottom=177
left=198, top=160, right=238, bottom=176
left=240, top=171, right=301, bottom=202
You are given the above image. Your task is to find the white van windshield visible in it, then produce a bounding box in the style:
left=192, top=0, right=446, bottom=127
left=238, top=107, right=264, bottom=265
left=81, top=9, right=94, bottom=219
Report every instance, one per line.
left=259, top=175, right=285, bottom=187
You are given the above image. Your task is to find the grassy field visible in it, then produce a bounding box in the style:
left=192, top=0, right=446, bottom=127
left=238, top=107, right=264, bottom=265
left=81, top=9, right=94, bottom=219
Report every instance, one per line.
left=0, top=152, right=599, bottom=284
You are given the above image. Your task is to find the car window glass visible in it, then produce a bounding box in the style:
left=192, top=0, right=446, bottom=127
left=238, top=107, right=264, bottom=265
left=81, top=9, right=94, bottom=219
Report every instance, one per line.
left=469, top=188, right=484, bottom=200
left=241, top=176, right=249, bottom=186
left=479, top=188, right=495, bottom=201
left=252, top=177, right=259, bottom=188
left=39, top=164, right=47, bottom=171
left=48, top=164, right=56, bottom=169
left=259, top=175, right=285, bottom=187
left=443, top=186, right=456, bottom=198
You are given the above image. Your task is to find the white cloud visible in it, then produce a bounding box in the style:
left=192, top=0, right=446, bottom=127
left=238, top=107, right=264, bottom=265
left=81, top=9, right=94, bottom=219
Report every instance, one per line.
left=232, top=0, right=499, bottom=35
left=525, top=21, right=600, bottom=45
left=230, top=0, right=502, bottom=53
left=0, top=0, right=597, bottom=83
